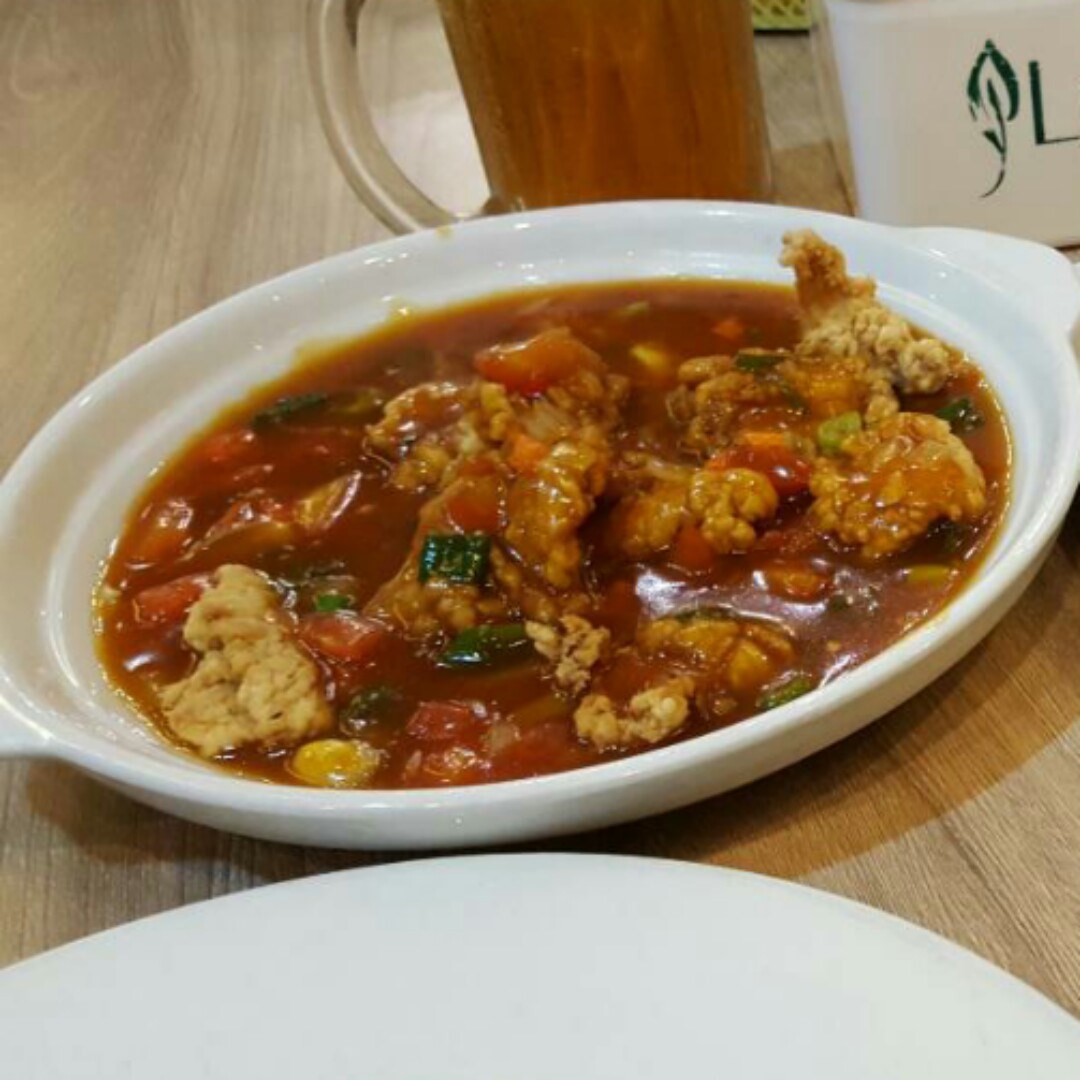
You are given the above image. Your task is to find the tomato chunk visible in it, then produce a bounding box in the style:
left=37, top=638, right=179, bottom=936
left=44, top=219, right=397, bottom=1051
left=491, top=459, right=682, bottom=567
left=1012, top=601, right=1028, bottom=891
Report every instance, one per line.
left=405, top=700, right=486, bottom=744
left=474, top=328, right=598, bottom=395
left=445, top=476, right=503, bottom=533
left=131, top=574, right=209, bottom=626
left=299, top=611, right=386, bottom=664
left=709, top=442, right=812, bottom=499
left=669, top=522, right=716, bottom=573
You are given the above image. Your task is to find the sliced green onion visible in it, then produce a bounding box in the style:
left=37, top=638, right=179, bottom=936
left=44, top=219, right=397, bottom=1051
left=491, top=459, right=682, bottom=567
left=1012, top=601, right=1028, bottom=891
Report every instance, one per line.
left=343, top=684, right=404, bottom=722
left=340, top=684, right=407, bottom=736
left=439, top=623, right=531, bottom=667
left=735, top=350, right=785, bottom=373
left=252, top=392, right=329, bottom=430
left=418, top=533, right=491, bottom=585
left=936, top=397, right=984, bottom=434
left=756, top=673, right=817, bottom=711
left=816, top=411, right=862, bottom=456
left=314, top=593, right=352, bottom=613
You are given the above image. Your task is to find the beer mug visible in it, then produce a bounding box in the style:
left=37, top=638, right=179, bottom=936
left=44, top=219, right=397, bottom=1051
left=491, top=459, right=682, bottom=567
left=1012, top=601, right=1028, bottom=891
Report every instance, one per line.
left=309, top=0, right=772, bottom=233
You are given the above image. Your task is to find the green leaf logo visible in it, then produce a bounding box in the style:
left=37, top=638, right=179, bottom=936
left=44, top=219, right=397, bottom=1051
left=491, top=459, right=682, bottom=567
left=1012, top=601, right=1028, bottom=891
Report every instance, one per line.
left=967, top=40, right=1020, bottom=198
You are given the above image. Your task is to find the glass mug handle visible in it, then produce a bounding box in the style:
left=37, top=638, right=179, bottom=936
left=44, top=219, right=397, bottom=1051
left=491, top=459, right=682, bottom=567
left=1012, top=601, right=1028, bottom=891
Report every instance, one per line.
left=307, top=0, right=466, bottom=233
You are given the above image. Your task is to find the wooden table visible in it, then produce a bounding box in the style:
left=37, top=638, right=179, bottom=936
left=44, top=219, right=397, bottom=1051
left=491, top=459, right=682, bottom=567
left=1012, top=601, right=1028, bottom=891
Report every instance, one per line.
left=1, top=1, right=1077, bottom=1014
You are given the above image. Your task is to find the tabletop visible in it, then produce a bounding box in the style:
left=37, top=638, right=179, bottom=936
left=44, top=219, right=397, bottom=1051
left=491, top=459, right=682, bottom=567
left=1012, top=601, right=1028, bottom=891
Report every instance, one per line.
left=1, top=0, right=1078, bottom=1015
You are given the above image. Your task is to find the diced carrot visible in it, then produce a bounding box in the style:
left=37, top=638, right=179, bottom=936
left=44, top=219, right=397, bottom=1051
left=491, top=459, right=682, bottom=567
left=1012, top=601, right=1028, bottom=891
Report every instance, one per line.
left=405, top=700, right=486, bottom=744
left=506, top=431, right=549, bottom=475
left=474, top=328, right=598, bottom=395
left=669, top=522, right=716, bottom=574
left=299, top=611, right=386, bottom=664
left=761, top=562, right=830, bottom=602
left=445, top=476, right=503, bottom=533
left=132, top=573, right=209, bottom=626
left=126, top=497, right=195, bottom=565
left=457, top=455, right=498, bottom=478
left=200, top=429, right=257, bottom=467
left=713, top=315, right=745, bottom=345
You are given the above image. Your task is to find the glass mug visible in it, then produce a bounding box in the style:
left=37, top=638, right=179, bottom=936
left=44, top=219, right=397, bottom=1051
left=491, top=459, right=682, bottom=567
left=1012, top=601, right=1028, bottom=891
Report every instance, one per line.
left=308, top=0, right=772, bottom=233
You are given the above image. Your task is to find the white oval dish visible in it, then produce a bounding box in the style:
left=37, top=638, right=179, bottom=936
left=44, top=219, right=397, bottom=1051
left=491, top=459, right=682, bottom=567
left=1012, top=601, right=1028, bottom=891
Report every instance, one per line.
left=0, top=202, right=1078, bottom=849
left=1, top=855, right=1077, bottom=1077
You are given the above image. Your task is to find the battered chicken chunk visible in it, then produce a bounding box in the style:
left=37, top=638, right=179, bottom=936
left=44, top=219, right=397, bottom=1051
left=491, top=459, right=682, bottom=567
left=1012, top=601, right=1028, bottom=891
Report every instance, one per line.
left=639, top=614, right=795, bottom=696
left=160, top=565, right=333, bottom=757
left=574, top=677, right=695, bottom=750
left=526, top=615, right=611, bottom=696
left=810, top=412, right=987, bottom=559
left=671, top=348, right=897, bottom=454
left=781, top=230, right=956, bottom=395
left=505, top=435, right=611, bottom=590
left=614, top=455, right=779, bottom=559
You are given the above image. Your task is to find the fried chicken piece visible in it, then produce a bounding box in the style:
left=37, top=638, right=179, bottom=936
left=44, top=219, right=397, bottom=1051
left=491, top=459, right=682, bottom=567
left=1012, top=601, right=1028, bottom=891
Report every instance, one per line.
left=639, top=615, right=795, bottom=696
left=614, top=455, right=778, bottom=559
left=505, top=435, right=611, bottom=590
left=670, top=347, right=897, bottom=453
left=810, top=412, right=987, bottom=559
left=574, top=677, right=695, bottom=750
left=526, top=615, right=611, bottom=696
left=160, top=565, right=332, bottom=757
left=781, top=230, right=956, bottom=395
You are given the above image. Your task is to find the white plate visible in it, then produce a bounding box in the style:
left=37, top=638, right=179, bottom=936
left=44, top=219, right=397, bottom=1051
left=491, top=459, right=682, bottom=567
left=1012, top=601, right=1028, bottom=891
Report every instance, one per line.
left=1, top=855, right=1076, bottom=1077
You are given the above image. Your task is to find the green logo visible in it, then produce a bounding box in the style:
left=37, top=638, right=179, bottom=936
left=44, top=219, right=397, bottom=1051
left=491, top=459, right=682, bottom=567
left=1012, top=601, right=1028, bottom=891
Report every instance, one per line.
left=967, top=40, right=1020, bottom=198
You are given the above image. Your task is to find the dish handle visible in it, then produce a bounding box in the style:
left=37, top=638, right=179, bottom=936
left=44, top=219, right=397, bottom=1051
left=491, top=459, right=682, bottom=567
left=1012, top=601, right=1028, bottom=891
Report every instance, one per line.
left=0, top=708, right=51, bottom=760
left=911, top=227, right=1080, bottom=341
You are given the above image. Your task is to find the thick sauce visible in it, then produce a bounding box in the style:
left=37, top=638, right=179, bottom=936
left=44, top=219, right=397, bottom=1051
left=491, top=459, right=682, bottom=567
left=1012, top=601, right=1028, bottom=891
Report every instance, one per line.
left=96, top=280, right=1010, bottom=788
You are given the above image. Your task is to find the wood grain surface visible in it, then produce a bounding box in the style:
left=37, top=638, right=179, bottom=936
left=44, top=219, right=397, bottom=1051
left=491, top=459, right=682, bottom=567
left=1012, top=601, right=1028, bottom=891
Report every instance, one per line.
left=1, top=0, right=1078, bottom=1015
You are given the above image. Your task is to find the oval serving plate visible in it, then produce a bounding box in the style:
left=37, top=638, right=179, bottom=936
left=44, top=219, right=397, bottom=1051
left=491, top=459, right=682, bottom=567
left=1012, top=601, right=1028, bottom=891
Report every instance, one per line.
left=0, top=201, right=1078, bottom=848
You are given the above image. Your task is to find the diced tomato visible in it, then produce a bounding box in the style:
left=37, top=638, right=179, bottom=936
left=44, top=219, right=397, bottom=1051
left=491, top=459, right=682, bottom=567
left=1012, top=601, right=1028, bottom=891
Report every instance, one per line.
left=593, top=578, right=641, bottom=636
left=405, top=700, right=486, bottom=744
left=299, top=611, right=386, bottom=664
left=709, top=442, right=812, bottom=499
left=755, top=518, right=821, bottom=556
left=593, top=651, right=655, bottom=702
left=126, top=497, right=195, bottom=565
left=669, top=522, right=716, bottom=574
left=488, top=721, right=578, bottom=780
left=506, top=431, right=550, bottom=475
left=132, top=574, right=209, bottom=626
left=474, top=328, right=598, bottom=395
left=200, top=429, right=257, bottom=467
left=445, top=477, right=503, bottom=533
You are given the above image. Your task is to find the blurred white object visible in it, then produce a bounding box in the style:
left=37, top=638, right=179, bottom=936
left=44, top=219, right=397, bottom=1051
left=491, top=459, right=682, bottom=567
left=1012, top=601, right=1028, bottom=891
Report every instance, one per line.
left=812, top=0, right=1080, bottom=245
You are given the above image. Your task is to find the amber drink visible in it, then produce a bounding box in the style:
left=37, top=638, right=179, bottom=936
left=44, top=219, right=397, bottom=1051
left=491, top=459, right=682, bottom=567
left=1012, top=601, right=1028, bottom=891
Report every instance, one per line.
left=436, top=0, right=772, bottom=210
